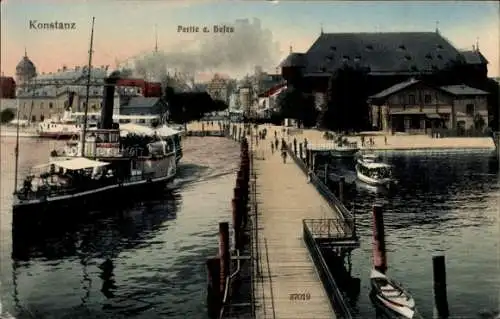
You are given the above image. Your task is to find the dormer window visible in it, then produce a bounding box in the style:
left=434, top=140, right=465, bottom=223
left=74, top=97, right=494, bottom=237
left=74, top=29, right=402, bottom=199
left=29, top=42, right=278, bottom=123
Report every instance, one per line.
left=354, top=56, right=361, bottom=62
left=437, top=54, right=443, bottom=60
left=404, top=55, right=412, bottom=61
left=365, top=45, right=374, bottom=51
left=425, top=53, right=433, bottom=60
left=436, top=44, right=444, bottom=50
left=342, top=55, right=350, bottom=61
left=398, top=45, right=406, bottom=51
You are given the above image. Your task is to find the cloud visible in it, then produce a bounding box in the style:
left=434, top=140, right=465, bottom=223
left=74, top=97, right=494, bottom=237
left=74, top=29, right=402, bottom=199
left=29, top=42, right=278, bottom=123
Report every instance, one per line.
left=129, top=18, right=282, bottom=80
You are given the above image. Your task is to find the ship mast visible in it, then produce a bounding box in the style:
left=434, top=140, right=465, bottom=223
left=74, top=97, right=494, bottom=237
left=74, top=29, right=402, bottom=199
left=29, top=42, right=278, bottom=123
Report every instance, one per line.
left=13, top=98, right=21, bottom=193
left=81, top=16, right=95, bottom=157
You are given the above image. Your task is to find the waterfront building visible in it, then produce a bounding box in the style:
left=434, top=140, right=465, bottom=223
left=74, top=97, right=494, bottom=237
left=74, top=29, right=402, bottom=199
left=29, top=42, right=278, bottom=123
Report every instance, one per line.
left=13, top=51, right=161, bottom=122
left=206, top=74, right=230, bottom=104
left=368, top=78, right=489, bottom=133
left=119, top=97, right=167, bottom=117
left=280, top=30, right=489, bottom=113
left=257, top=83, right=287, bottom=118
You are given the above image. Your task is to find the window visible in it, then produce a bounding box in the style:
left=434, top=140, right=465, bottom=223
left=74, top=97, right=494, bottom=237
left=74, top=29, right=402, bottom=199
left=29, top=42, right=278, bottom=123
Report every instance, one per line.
left=404, top=55, right=412, bottom=61
left=437, top=54, right=443, bottom=60
left=398, top=95, right=405, bottom=105
left=365, top=45, right=374, bottom=51
left=425, top=53, right=432, bottom=60
left=354, top=56, right=361, bottom=62
left=424, top=94, right=432, bottom=104
left=408, top=94, right=416, bottom=105
left=436, top=44, right=444, bottom=50
left=23, top=102, right=26, bottom=108
left=40, top=114, right=45, bottom=122
left=49, top=102, right=53, bottom=109
left=330, top=46, right=337, bottom=51
left=466, top=103, right=474, bottom=116
left=40, top=102, right=44, bottom=109
left=398, top=45, right=406, bottom=51
left=31, top=115, right=36, bottom=122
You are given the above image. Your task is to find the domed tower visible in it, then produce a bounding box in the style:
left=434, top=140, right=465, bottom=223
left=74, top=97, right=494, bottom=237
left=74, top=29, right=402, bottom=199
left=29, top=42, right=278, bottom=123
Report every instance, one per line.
left=15, top=49, right=37, bottom=87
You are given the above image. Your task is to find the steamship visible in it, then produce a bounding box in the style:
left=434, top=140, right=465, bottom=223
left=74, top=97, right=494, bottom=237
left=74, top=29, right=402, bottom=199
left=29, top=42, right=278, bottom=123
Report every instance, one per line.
left=12, top=72, right=178, bottom=213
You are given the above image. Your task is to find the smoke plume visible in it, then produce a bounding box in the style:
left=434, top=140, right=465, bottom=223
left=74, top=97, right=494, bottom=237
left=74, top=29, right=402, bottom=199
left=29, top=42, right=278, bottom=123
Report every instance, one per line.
left=130, top=18, right=281, bottom=83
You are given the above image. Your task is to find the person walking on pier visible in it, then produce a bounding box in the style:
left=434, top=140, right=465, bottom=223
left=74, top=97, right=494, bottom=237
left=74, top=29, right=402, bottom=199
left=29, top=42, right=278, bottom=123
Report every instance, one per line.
left=271, top=142, right=275, bottom=154
left=281, top=149, right=287, bottom=163
left=275, top=138, right=279, bottom=150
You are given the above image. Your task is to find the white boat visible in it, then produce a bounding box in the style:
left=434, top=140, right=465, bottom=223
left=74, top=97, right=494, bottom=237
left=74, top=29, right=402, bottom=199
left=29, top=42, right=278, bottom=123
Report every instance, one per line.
left=355, top=153, right=396, bottom=187
left=36, top=110, right=97, bottom=139
left=370, top=269, right=419, bottom=318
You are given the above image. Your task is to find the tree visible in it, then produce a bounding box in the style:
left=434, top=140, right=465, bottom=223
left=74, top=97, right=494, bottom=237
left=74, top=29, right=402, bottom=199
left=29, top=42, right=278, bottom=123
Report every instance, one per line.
left=322, top=65, right=371, bottom=131
left=0, top=108, right=15, bottom=124
left=277, top=87, right=317, bottom=127
left=165, top=87, right=227, bottom=124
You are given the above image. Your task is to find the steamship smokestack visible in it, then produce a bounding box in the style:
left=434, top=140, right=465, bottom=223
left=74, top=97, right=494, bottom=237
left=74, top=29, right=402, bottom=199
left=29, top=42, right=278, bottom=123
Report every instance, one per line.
left=99, top=70, right=121, bottom=129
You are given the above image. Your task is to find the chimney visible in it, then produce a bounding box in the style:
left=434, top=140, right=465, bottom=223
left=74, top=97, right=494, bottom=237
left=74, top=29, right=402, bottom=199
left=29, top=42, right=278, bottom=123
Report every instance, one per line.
left=99, top=71, right=121, bottom=129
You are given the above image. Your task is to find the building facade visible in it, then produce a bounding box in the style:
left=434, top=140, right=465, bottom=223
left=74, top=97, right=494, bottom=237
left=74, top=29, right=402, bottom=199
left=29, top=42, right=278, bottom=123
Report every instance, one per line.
left=13, top=52, right=162, bottom=122
left=368, top=79, right=489, bottom=133
left=279, top=31, right=489, bottom=117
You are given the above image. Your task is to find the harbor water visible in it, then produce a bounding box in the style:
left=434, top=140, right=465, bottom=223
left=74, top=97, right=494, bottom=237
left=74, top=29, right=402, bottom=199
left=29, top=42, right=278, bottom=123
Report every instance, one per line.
left=330, top=151, right=500, bottom=319
left=0, top=136, right=499, bottom=319
left=0, top=136, right=241, bottom=319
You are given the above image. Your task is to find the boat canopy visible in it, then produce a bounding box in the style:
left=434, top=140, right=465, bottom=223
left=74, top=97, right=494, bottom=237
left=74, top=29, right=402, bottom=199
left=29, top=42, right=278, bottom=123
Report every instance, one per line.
left=119, top=123, right=181, bottom=137
left=50, top=157, right=110, bottom=170
left=155, top=124, right=181, bottom=137
left=362, top=161, right=392, bottom=169
left=119, top=123, right=156, bottom=137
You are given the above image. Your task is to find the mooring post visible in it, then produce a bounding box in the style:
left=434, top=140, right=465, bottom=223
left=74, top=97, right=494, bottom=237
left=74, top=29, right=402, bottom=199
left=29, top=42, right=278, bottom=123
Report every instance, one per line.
left=299, top=143, right=303, bottom=160
left=305, top=149, right=310, bottom=168
left=232, top=199, right=242, bottom=250
left=219, top=222, right=230, bottom=297
left=432, top=254, right=450, bottom=318
left=339, top=176, right=345, bottom=203
left=206, top=257, right=221, bottom=318
left=372, top=204, right=387, bottom=273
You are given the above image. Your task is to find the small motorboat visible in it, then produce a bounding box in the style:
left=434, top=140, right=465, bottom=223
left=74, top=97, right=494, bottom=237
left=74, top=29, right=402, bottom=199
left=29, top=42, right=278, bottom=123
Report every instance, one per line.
left=370, top=269, right=419, bottom=318
left=355, top=153, right=396, bottom=187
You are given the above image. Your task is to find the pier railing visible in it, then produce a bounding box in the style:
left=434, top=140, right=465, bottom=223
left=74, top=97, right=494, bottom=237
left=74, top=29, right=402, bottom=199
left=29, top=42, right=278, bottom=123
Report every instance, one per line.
left=303, top=218, right=356, bottom=241
left=302, top=219, right=354, bottom=319
left=286, top=144, right=357, bottom=236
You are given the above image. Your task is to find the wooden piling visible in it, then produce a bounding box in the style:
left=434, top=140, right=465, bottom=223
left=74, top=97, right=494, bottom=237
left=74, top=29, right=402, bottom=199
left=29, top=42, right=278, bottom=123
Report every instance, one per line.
left=338, top=176, right=345, bottom=203
left=432, top=254, right=450, bottom=318
left=206, top=257, right=221, bottom=318
left=218, top=222, right=230, bottom=295
left=232, top=199, right=242, bottom=250
left=372, top=204, right=387, bottom=273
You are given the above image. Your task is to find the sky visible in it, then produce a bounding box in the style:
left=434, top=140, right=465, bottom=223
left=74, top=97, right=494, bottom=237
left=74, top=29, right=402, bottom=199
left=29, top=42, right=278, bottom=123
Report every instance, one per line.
left=1, top=0, right=499, bottom=80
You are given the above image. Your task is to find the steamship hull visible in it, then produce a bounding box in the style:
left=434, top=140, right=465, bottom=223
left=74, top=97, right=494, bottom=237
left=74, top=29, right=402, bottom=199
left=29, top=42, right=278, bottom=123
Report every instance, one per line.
left=12, top=170, right=176, bottom=226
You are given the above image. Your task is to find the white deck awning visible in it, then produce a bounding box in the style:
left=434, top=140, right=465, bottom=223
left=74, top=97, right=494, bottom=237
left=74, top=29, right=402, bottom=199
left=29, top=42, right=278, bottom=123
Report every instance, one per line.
left=155, top=125, right=181, bottom=137
left=119, top=123, right=156, bottom=137
left=50, top=157, right=110, bottom=170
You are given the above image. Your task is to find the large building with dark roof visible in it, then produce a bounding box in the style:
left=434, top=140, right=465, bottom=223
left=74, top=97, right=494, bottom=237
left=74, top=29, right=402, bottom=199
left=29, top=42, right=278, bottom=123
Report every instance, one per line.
left=280, top=30, right=488, bottom=94
left=279, top=30, right=495, bottom=129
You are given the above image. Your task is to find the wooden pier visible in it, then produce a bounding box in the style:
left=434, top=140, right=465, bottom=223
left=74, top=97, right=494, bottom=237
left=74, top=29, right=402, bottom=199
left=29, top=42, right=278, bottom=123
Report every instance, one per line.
left=251, top=133, right=344, bottom=319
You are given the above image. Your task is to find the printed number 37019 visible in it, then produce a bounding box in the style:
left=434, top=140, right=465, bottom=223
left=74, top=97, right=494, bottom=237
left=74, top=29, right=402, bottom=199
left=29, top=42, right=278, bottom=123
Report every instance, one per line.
left=289, top=293, right=311, bottom=300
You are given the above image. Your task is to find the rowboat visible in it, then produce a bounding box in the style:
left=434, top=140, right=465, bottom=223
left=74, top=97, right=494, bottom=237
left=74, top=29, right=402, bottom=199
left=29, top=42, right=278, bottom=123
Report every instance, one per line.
left=370, top=269, right=420, bottom=318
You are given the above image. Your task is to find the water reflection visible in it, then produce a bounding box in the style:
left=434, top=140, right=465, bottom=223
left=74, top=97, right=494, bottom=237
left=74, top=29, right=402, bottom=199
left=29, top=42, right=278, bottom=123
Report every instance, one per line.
left=12, top=190, right=181, bottom=262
